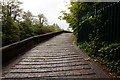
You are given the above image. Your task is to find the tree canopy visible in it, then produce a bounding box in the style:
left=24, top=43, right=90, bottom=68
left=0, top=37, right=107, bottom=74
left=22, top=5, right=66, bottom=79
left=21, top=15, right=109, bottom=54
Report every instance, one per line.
left=0, top=0, right=62, bottom=46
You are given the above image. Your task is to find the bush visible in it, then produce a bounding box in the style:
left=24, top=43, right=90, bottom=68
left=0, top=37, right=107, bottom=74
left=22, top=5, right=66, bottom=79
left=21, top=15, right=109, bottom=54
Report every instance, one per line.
left=78, top=42, right=120, bottom=75
left=98, top=43, right=120, bottom=74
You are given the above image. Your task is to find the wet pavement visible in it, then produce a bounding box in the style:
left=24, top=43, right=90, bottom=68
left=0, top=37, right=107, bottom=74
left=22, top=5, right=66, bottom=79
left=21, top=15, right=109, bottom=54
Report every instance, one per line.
left=2, top=33, right=109, bottom=79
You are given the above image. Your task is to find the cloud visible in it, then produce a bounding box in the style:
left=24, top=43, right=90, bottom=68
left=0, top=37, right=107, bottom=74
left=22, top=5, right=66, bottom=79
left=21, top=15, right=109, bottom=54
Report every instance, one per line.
left=20, top=0, right=70, bottom=30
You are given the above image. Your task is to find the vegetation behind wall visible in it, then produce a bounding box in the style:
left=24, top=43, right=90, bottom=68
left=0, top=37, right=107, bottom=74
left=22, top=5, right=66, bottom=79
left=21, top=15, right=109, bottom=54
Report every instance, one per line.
left=0, top=0, right=62, bottom=47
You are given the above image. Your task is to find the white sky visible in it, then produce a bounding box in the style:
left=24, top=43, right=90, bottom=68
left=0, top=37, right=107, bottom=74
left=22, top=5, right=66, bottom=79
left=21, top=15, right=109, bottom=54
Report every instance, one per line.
left=20, top=0, right=70, bottom=30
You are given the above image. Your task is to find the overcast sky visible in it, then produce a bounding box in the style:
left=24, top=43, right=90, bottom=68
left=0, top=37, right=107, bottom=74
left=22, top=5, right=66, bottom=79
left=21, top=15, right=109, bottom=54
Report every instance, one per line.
left=20, top=0, right=70, bottom=30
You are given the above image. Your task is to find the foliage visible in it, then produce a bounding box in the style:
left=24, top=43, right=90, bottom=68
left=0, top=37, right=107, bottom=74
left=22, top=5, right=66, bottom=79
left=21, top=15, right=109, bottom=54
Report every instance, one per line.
left=38, top=13, right=48, bottom=26
left=79, top=42, right=120, bottom=75
left=2, top=16, right=20, bottom=45
left=98, top=43, right=120, bottom=74
left=53, top=23, right=61, bottom=31
left=1, top=0, right=62, bottom=47
left=60, top=1, right=120, bottom=76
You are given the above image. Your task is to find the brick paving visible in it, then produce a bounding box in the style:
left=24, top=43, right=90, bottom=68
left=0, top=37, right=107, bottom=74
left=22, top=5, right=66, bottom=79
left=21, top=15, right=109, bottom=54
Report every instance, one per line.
left=2, top=33, right=109, bottom=79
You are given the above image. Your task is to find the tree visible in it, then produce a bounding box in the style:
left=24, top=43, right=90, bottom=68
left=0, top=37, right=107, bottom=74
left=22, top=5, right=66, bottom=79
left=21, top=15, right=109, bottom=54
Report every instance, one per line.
left=1, top=0, right=22, bottom=22
left=1, top=0, right=22, bottom=46
left=53, top=23, right=61, bottom=31
left=38, top=14, right=47, bottom=26
left=20, top=11, right=35, bottom=38
left=22, top=11, right=33, bottom=22
left=1, top=0, right=56, bottom=46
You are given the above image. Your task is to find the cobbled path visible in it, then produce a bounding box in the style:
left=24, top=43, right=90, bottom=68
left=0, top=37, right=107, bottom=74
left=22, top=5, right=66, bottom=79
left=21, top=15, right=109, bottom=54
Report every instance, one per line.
left=3, top=33, right=109, bottom=79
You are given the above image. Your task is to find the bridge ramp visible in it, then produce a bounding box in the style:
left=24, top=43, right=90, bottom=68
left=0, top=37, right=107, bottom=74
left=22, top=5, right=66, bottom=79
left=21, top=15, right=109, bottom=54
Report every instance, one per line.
left=2, top=33, right=109, bottom=79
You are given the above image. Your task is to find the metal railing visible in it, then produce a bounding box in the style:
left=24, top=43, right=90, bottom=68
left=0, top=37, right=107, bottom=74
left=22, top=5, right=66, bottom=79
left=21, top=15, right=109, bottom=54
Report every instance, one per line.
left=78, top=2, right=120, bottom=43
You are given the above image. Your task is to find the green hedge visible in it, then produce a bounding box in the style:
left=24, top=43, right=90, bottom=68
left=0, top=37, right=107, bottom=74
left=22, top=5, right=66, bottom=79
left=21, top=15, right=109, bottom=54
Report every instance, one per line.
left=98, top=43, right=120, bottom=74
left=79, top=42, right=120, bottom=75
